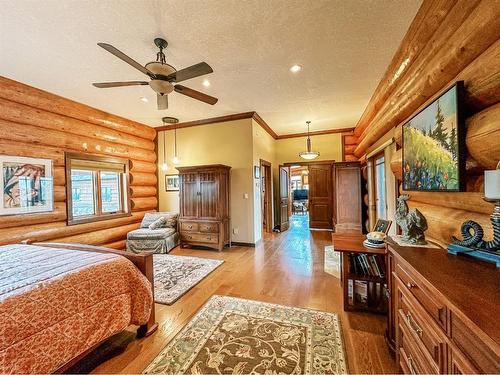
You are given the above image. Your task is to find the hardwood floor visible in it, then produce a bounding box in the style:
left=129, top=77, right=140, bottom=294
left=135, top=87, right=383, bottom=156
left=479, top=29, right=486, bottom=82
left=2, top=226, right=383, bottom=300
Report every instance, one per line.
left=92, top=215, right=396, bottom=374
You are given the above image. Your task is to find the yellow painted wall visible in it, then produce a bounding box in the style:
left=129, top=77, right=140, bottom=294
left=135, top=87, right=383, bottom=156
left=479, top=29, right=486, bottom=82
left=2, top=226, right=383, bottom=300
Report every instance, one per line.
left=251, top=119, right=276, bottom=242
left=157, top=119, right=344, bottom=244
left=157, top=119, right=255, bottom=243
left=275, top=133, right=343, bottom=165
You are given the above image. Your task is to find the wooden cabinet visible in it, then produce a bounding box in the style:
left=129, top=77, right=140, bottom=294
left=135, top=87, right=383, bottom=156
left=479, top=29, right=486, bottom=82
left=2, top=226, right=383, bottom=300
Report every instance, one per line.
left=386, top=239, right=500, bottom=374
left=333, top=162, right=362, bottom=232
left=177, top=165, right=230, bottom=251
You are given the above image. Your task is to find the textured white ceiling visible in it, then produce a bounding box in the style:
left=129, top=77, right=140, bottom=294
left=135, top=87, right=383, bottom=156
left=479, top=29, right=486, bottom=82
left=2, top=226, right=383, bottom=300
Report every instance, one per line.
left=0, top=0, right=420, bottom=134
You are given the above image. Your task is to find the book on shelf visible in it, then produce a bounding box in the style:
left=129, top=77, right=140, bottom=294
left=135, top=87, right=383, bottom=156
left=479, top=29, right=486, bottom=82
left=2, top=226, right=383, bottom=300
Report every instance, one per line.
left=354, top=280, right=368, bottom=304
left=349, top=253, right=385, bottom=278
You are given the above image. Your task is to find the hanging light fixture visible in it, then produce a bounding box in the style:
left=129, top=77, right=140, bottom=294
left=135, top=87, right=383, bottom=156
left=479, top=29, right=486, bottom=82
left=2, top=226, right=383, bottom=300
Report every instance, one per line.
left=299, top=121, right=320, bottom=160
left=161, top=117, right=179, bottom=169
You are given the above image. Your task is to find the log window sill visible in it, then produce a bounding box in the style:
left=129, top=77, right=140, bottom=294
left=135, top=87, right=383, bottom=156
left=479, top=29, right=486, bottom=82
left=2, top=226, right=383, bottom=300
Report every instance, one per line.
left=67, top=212, right=132, bottom=226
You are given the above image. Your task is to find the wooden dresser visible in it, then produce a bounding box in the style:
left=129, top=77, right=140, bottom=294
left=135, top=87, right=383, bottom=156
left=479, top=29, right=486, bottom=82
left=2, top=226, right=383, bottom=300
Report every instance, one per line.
left=177, top=164, right=230, bottom=251
left=386, top=239, right=499, bottom=374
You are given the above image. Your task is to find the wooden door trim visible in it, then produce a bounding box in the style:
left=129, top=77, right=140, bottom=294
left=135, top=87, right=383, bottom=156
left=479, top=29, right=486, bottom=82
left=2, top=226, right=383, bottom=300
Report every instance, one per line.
left=283, top=159, right=336, bottom=167
left=260, top=159, right=273, bottom=234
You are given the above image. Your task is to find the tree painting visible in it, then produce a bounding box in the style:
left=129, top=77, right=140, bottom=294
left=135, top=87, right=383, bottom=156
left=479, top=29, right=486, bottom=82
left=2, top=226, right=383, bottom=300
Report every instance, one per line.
left=403, top=85, right=461, bottom=191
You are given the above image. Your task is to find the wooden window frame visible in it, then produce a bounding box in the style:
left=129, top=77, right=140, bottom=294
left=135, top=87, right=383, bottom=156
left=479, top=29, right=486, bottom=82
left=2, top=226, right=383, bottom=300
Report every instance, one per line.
left=65, top=152, right=131, bottom=225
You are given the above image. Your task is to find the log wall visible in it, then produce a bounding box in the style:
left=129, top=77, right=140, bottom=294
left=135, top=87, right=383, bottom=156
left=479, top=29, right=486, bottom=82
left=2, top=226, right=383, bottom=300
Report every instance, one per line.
left=0, top=76, right=157, bottom=249
left=354, top=0, right=500, bottom=246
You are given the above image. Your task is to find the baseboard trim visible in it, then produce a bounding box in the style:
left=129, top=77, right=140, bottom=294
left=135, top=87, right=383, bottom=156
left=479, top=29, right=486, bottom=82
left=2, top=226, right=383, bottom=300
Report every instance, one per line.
left=231, top=241, right=256, bottom=247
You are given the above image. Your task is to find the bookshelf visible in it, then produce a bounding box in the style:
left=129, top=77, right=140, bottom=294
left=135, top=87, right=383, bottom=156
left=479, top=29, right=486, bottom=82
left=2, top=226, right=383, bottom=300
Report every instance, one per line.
left=332, top=233, right=388, bottom=314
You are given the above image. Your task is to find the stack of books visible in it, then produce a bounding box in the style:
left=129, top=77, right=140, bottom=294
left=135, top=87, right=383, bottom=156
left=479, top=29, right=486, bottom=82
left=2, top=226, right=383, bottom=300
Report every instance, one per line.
left=348, top=253, right=385, bottom=277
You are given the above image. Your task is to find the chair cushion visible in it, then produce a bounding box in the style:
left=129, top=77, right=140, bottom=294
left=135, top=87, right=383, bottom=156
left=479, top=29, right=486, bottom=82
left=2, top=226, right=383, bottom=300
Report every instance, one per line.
left=127, top=227, right=176, bottom=240
left=140, top=212, right=178, bottom=229
left=148, top=216, right=167, bottom=230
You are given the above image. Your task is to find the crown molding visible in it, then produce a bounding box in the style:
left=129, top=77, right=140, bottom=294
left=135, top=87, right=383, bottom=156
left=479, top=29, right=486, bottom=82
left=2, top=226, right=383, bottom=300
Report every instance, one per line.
left=155, top=111, right=354, bottom=140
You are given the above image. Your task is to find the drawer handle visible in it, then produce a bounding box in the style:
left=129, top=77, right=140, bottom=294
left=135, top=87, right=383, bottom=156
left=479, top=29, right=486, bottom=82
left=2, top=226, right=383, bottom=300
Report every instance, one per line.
left=406, top=312, right=423, bottom=337
left=406, top=282, right=416, bottom=290
left=188, top=225, right=192, bottom=229
left=407, top=355, right=417, bottom=375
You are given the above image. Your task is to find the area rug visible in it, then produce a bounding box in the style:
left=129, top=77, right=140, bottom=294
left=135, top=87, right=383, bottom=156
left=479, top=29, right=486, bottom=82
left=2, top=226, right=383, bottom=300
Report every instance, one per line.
left=324, top=245, right=341, bottom=278
left=153, top=254, right=224, bottom=305
left=143, top=295, right=348, bottom=374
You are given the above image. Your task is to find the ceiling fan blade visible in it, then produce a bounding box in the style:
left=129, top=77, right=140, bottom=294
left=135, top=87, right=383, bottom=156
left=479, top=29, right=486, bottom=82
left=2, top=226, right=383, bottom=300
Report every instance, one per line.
left=174, top=85, right=218, bottom=105
left=92, top=81, right=149, bottom=88
left=97, top=42, right=154, bottom=77
left=157, top=93, right=168, bottom=110
left=167, top=62, right=213, bottom=82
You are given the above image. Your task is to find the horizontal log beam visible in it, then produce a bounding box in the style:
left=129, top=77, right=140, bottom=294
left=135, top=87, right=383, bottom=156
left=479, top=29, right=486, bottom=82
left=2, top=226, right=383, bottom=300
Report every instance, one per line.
left=344, top=154, right=359, bottom=162
left=0, top=76, right=156, bottom=140
left=354, top=0, right=457, bottom=137
left=344, top=145, right=357, bottom=154
left=0, top=139, right=66, bottom=165
left=466, top=103, right=500, bottom=169
left=129, top=160, right=157, bottom=174
left=0, top=119, right=156, bottom=162
left=0, top=97, right=154, bottom=151
left=0, top=210, right=149, bottom=245
left=130, top=186, right=157, bottom=198
left=0, top=202, right=67, bottom=229
left=355, top=2, right=500, bottom=156
left=131, top=197, right=158, bottom=211
left=50, top=223, right=140, bottom=245
left=407, top=201, right=493, bottom=247
left=405, top=191, right=492, bottom=215
left=344, top=135, right=359, bottom=145
left=130, top=172, right=157, bottom=186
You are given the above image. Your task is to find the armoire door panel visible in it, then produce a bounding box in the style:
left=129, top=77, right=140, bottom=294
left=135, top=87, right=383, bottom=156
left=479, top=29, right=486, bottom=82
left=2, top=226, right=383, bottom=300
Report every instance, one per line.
left=200, top=179, right=218, bottom=219
left=334, top=162, right=362, bottom=232
left=180, top=173, right=199, bottom=218
left=309, top=163, right=333, bottom=229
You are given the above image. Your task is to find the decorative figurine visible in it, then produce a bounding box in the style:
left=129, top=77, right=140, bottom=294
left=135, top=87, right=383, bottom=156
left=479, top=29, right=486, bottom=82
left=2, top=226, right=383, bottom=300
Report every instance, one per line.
left=395, top=195, right=428, bottom=245
left=448, top=165, right=500, bottom=267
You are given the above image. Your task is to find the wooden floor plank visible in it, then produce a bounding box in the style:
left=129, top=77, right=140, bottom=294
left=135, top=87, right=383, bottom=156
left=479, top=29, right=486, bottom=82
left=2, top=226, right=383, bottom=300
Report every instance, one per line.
left=91, top=215, right=396, bottom=374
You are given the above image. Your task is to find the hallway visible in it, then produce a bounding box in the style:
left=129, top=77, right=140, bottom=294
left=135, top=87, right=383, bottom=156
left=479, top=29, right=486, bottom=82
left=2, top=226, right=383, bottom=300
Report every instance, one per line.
left=94, top=219, right=395, bottom=374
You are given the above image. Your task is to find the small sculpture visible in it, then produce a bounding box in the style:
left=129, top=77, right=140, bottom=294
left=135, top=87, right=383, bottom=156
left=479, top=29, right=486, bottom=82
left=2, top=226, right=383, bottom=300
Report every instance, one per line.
left=395, top=195, right=428, bottom=245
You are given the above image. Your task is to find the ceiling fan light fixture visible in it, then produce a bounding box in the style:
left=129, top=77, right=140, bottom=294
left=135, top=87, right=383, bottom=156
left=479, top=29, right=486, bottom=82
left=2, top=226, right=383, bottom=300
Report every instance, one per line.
left=299, top=121, right=320, bottom=160
left=145, top=61, right=176, bottom=77
left=149, top=79, right=174, bottom=94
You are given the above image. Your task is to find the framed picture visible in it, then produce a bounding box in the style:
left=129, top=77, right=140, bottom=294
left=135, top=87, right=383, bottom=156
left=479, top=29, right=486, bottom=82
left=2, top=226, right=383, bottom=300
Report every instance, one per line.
left=402, top=81, right=464, bottom=191
left=254, top=166, right=260, bottom=179
left=373, top=219, right=392, bottom=234
left=0, top=155, right=53, bottom=215
left=165, top=174, right=179, bottom=191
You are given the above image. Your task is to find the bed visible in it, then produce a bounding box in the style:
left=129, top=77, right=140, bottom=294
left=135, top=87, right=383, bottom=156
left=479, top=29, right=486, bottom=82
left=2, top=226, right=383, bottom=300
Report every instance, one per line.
left=0, top=242, right=157, bottom=374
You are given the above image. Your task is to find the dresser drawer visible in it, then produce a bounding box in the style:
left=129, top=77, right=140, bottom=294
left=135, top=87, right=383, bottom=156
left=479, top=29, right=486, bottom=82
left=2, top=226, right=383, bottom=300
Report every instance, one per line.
left=398, top=313, right=439, bottom=374
left=395, top=261, right=447, bottom=331
left=181, top=232, right=219, bottom=244
left=199, top=222, right=219, bottom=233
left=180, top=222, right=198, bottom=232
left=449, top=311, right=500, bottom=374
left=396, top=279, right=446, bottom=371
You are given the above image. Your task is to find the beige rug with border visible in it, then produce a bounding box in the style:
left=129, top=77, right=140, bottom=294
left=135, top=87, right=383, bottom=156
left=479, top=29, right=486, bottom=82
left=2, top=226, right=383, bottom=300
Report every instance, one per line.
left=143, top=295, right=348, bottom=374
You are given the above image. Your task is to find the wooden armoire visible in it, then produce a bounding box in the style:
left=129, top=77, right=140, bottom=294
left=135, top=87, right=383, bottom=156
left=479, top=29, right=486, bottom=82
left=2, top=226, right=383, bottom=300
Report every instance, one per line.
left=177, top=164, right=231, bottom=251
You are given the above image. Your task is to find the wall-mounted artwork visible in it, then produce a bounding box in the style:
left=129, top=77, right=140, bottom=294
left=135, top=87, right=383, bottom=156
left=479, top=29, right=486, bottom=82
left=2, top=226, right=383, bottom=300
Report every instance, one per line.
left=403, top=82, right=464, bottom=191
left=165, top=174, right=179, bottom=191
left=0, top=156, right=53, bottom=215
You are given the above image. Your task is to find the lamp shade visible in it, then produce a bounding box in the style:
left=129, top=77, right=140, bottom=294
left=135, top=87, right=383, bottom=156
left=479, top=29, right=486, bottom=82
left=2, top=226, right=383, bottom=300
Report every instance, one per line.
left=299, top=151, right=320, bottom=160
left=484, top=169, right=500, bottom=200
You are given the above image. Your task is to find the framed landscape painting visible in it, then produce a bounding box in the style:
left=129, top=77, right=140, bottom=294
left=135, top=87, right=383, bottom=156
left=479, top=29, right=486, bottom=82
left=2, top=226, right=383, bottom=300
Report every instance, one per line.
left=402, top=82, right=464, bottom=192
left=0, top=155, right=54, bottom=215
left=165, top=174, right=179, bottom=191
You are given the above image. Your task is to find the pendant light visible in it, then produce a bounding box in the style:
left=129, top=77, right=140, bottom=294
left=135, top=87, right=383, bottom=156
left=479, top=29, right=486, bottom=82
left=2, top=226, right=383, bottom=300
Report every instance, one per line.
left=299, top=121, right=320, bottom=160
left=161, top=117, right=180, bottom=168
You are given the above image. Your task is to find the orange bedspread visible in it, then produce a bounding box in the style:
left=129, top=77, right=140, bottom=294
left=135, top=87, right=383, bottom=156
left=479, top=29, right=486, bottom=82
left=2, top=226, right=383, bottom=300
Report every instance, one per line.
left=0, top=244, right=153, bottom=374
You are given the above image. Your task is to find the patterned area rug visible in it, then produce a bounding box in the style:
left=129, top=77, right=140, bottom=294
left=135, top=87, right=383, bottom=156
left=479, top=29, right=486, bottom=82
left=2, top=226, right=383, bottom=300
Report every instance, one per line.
left=143, top=295, right=347, bottom=374
left=154, top=255, right=224, bottom=305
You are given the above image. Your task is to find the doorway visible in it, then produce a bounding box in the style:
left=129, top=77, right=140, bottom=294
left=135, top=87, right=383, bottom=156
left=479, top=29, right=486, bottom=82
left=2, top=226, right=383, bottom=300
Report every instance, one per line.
left=260, top=159, right=273, bottom=234
left=278, top=161, right=335, bottom=231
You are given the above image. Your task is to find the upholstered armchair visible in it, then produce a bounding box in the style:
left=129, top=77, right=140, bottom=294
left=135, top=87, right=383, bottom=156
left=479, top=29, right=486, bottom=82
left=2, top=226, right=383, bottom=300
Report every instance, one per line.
left=126, top=212, right=179, bottom=254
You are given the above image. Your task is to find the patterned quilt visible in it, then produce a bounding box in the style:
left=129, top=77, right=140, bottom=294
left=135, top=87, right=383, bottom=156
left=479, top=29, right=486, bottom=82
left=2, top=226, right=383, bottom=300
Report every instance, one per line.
left=0, top=244, right=153, bottom=374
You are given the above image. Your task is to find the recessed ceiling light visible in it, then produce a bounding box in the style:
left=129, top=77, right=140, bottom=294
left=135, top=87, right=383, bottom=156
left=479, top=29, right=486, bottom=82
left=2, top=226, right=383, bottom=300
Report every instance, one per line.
left=290, top=64, right=302, bottom=73
left=202, top=79, right=210, bottom=87
left=140, top=96, right=148, bottom=103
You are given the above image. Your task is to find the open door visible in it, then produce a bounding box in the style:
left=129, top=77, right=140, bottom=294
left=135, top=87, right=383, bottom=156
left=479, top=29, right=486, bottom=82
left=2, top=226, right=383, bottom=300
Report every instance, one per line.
left=278, top=165, right=290, bottom=231
left=309, top=163, right=333, bottom=229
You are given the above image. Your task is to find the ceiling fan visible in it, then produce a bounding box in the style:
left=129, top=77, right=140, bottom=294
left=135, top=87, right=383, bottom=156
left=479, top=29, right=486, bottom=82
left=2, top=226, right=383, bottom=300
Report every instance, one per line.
left=92, top=38, right=218, bottom=110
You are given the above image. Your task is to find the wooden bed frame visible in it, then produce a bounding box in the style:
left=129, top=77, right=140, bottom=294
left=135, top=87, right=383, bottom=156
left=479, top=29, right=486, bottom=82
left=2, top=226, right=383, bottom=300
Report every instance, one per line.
left=25, top=242, right=158, bottom=373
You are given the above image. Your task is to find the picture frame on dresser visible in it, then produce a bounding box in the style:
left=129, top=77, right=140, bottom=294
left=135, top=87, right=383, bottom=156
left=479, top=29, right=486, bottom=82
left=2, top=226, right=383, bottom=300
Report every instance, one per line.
left=402, top=81, right=465, bottom=192
left=0, top=155, right=54, bottom=215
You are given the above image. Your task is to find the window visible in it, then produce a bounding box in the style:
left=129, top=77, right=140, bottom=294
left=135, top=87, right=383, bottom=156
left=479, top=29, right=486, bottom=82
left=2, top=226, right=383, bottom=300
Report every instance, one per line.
left=66, top=153, right=130, bottom=225
left=374, top=153, right=387, bottom=220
